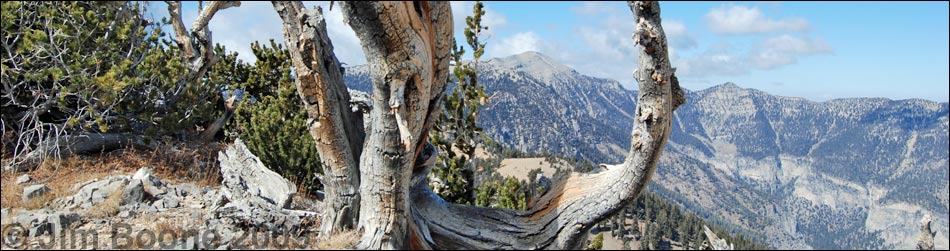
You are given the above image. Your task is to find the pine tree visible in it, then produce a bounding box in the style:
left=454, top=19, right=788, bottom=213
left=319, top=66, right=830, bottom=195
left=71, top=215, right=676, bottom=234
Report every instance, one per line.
left=643, top=222, right=655, bottom=250
left=497, top=177, right=528, bottom=210
left=429, top=1, right=491, bottom=205
left=587, top=232, right=604, bottom=250
left=474, top=180, right=498, bottom=207
left=2, top=1, right=222, bottom=163
left=227, top=40, right=323, bottom=193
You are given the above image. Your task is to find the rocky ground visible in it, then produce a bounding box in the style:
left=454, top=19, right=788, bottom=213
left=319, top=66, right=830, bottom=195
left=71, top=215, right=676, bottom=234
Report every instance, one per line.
left=1, top=140, right=349, bottom=250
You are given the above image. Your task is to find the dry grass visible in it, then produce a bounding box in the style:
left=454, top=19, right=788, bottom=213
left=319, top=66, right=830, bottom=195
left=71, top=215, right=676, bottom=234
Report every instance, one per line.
left=154, top=221, right=187, bottom=244
left=132, top=141, right=224, bottom=188
left=310, top=230, right=360, bottom=250
left=497, top=157, right=558, bottom=182
left=1, top=141, right=224, bottom=212
left=81, top=184, right=124, bottom=218
left=289, top=175, right=323, bottom=203
left=2, top=157, right=113, bottom=210
left=1, top=172, right=22, bottom=209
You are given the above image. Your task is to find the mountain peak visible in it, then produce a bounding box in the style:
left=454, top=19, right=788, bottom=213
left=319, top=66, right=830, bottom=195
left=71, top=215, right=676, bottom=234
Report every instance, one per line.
left=715, top=82, right=740, bottom=89
left=484, top=51, right=576, bottom=84
left=703, top=82, right=750, bottom=94
left=505, top=51, right=555, bottom=63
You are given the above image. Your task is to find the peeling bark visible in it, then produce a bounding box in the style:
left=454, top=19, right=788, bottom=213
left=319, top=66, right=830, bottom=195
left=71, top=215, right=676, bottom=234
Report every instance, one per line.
left=337, top=1, right=453, bottom=249
left=275, top=1, right=680, bottom=249
left=272, top=1, right=365, bottom=236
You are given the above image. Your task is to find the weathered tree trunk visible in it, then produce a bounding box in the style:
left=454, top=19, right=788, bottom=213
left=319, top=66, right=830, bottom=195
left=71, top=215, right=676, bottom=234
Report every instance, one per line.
left=273, top=1, right=681, bottom=249
left=6, top=133, right=150, bottom=172
left=272, top=1, right=365, bottom=236
left=337, top=2, right=454, bottom=249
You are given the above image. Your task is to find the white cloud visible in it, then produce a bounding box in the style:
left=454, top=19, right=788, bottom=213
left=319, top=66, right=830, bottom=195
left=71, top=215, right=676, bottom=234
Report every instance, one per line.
left=673, top=43, right=750, bottom=77
left=662, top=20, right=697, bottom=50
left=179, top=2, right=285, bottom=63
left=451, top=2, right=468, bottom=35
left=705, top=4, right=809, bottom=35
left=749, top=35, right=832, bottom=69
left=566, top=7, right=639, bottom=87
left=558, top=2, right=824, bottom=87
left=669, top=5, right=830, bottom=79
left=673, top=35, right=832, bottom=78
left=579, top=28, right=632, bottom=62
left=489, top=32, right=542, bottom=57
left=214, top=4, right=277, bottom=62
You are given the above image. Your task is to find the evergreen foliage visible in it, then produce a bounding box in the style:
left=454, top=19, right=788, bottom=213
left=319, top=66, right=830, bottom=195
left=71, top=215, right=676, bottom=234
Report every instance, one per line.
left=2, top=1, right=222, bottom=160
left=629, top=191, right=770, bottom=250
left=225, top=40, right=323, bottom=193
left=496, top=176, right=528, bottom=210
left=1, top=1, right=321, bottom=191
left=429, top=1, right=491, bottom=205
left=587, top=232, right=604, bottom=250
left=473, top=178, right=497, bottom=208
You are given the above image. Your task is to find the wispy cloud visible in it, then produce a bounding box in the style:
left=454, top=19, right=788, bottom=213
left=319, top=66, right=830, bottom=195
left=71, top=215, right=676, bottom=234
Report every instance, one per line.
left=568, top=5, right=638, bottom=87
left=489, top=32, right=542, bottom=57
left=672, top=4, right=829, bottom=79
left=673, top=43, right=750, bottom=77
left=319, top=2, right=365, bottom=66
left=673, top=35, right=832, bottom=78
left=749, top=35, right=832, bottom=70
left=662, top=20, right=697, bottom=50
left=705, top=4, right=810, bottom=35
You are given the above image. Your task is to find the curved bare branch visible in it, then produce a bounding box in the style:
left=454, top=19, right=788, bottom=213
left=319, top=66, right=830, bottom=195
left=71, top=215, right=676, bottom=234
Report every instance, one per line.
left=407, top=1, right=685, bottom=249
left=192, top=1, right=241, bottom=33
left=166, top=1, right=240, bottom=141
left=166, top=0, right=232, bottom=74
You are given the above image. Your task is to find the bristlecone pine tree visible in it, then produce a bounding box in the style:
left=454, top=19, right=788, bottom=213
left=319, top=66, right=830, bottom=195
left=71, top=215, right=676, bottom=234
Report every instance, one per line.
left=272, top=1, right=684, bottom=249
left=226, top=40, right=324, bottom=193
left=1, top=1, right=237, bottom=170
left=429, top=1, right=492, bottom=205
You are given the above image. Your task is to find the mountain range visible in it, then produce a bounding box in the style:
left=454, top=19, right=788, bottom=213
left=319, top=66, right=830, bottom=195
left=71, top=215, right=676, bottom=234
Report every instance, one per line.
left=344, top=51, right=950, bottom=249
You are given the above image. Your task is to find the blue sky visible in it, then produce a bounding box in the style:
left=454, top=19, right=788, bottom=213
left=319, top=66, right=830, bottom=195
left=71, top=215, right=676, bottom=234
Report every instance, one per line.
left=151, top=1, right=949, bottom=102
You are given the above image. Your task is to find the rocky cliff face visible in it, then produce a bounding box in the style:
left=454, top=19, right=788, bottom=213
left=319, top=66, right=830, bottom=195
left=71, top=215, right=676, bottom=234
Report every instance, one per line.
left=344, top=51, right=950, bottom=249
left=659, top=83, right=949, bottom=249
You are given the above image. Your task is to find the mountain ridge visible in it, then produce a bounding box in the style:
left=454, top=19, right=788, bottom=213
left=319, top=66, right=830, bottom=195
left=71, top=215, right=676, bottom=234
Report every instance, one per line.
left=343, top=51, right=950, bottom=250
left=351, top=51, right=950, bottom=104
